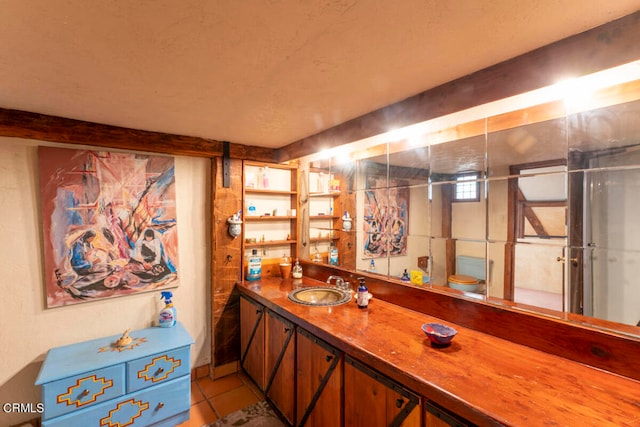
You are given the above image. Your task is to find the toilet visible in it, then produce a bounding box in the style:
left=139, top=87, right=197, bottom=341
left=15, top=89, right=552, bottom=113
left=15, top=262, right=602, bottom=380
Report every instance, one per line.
left=448, top=274, right=480, bottom=292
left=448, top=255, right=488, bottom=293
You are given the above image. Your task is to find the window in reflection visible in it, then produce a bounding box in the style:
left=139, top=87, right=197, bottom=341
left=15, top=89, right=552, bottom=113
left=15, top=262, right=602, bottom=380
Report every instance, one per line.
left=454, top=173, right=480, bottom=202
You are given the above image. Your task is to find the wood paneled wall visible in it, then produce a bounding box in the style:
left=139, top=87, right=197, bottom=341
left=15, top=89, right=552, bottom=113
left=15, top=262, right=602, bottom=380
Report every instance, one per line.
left=211, top=157, right=244, bottom=366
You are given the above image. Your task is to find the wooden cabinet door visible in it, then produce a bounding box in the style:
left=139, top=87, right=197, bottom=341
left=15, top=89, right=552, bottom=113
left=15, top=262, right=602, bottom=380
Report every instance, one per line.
left=344, top=356, right=421, bottom=427
left=425, top=401, right=472, bottom=427
left=240, top=296, right=265, bottom=390
left=265, top=310, right=295, bottom=425
left=296, top=328, right=342, bottom=427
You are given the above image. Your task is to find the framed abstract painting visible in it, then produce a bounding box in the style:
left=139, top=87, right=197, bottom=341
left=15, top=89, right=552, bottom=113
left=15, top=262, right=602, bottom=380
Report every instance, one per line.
left=38, top=147, right=179, bottom=308
left=363, top=177, right=409, bottom=259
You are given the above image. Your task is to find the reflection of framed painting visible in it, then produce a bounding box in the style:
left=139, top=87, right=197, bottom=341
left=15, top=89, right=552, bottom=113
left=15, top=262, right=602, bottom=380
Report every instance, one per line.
left=38, top=147, right=179, bottom=308
left=363, top=177, right=409, bottom=258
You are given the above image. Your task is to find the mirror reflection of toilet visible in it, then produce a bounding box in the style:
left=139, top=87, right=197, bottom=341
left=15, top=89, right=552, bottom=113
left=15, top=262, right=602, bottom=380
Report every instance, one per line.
left=448, top=255, right=489, bottom=293
left=448, top=274, right=480, bottom=292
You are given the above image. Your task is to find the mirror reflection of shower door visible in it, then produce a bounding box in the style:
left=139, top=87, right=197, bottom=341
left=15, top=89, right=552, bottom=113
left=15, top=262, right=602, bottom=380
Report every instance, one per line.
left=582, top=152, right=640, bottom=325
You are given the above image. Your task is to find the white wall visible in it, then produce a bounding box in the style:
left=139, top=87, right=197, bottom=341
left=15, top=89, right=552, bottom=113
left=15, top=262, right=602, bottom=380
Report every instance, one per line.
left=0, top=137, right=210, bottom=426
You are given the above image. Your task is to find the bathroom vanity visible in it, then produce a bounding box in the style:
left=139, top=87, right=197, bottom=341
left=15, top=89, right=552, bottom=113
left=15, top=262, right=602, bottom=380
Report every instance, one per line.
left=237, top=277, right=640, bottom=427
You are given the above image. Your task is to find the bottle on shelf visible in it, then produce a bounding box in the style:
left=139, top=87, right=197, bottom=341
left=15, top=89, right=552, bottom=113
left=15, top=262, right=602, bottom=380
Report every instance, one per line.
left=245, top=172, right=255, bottom=189
left=369, top=259, right=376, bottom=273
left=257, top=168, right=264, bottom=189
left=342, top=211, right=352, bottom=231
left=247, top=249, right=262, bottom=281
left=247, top=200, right=257, bottom=216
left=292, top=258, right=303, bottom=279
left=329, top=243, right=339, bottom=265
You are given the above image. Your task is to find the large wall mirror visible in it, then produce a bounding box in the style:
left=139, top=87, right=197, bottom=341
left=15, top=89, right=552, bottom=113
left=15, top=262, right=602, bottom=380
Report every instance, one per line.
left=297, top=65, right=640, bottom=334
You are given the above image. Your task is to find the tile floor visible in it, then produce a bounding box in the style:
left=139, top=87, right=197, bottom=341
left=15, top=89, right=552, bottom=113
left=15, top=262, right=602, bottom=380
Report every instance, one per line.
left=176, top=371, right=265, bottom=427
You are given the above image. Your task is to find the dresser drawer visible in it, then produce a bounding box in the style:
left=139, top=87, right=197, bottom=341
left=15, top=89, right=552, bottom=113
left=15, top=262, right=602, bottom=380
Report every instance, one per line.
left=126, top=346, right=190, bottom=393
left=43, top=375, right=190, bottom=427
left=42, top=364, right=125, bottom=420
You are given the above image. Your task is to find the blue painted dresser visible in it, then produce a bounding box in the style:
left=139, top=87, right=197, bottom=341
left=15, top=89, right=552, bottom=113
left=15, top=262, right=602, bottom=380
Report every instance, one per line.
left=35, top=323, right=194, bottom=427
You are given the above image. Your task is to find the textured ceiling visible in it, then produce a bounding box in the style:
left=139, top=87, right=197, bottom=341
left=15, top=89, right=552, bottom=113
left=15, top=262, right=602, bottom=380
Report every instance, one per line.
left=1, top=1, right=639, bottom=148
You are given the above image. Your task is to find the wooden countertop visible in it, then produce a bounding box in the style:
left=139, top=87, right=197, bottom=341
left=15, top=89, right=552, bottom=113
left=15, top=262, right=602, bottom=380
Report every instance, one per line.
left=237, top=277, right=640, bottom=427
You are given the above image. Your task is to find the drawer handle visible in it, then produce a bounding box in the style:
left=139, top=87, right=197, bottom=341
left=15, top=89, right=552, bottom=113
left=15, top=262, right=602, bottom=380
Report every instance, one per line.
left=157, top=402, right=165, bottom=410
left=396, top=398, right=404, bottom=408
left=155, top=367, right=164, bottom=376
left=325, top=354, right=333, bottom=362
left=79, top=389, right=90, bottom=398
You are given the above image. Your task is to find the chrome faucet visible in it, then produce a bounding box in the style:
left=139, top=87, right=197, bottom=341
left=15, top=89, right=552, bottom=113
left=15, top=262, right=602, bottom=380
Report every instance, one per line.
left=326, top=275, right=349, bottom=291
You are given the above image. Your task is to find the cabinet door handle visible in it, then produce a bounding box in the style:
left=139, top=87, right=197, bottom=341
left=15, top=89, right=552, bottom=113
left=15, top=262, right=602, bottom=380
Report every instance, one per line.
left=325, top=354, right=333, bottom=362
left=79, top=389, right=90, bottom=398
left=284, top=327, right=291, bottom=333
left=155, top=367, right=164, bottom=376
left=396, top=398, right=404, bottom=408
left=157, top=402, right=164, bottom=410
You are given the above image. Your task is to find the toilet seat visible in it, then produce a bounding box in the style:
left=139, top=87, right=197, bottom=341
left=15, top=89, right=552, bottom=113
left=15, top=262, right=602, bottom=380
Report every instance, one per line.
left=448, top=274, right=479, bottom=285
left=448, top=274, right=480, bottom=292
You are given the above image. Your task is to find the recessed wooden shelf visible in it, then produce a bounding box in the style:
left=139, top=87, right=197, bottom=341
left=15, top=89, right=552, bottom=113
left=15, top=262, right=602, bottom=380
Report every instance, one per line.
left=309, top=215, right=340, bottom=220
left=245, top=239, right=297, bottom=248
left=245, top=188, right=296, bottom=195
left=309, top=192, right=341, bottom=197
left=310, top=237, right=340, bottom=243
left=242, top=161, right=298, bottom=280
left=244, top=215, right=297, bottom=221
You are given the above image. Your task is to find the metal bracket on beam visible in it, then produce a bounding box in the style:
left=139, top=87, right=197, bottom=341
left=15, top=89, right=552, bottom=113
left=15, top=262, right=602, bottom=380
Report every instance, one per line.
left=223, top=141, right=231, bottom=188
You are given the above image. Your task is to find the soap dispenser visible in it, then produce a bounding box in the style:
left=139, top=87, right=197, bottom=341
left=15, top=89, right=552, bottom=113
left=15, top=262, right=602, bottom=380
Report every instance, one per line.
left=356, top=277, right=369, bottom=309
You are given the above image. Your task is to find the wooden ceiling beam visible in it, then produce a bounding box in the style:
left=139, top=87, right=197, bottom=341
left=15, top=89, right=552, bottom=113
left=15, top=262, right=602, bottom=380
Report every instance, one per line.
left=0, top=108, right=277, bottom=162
